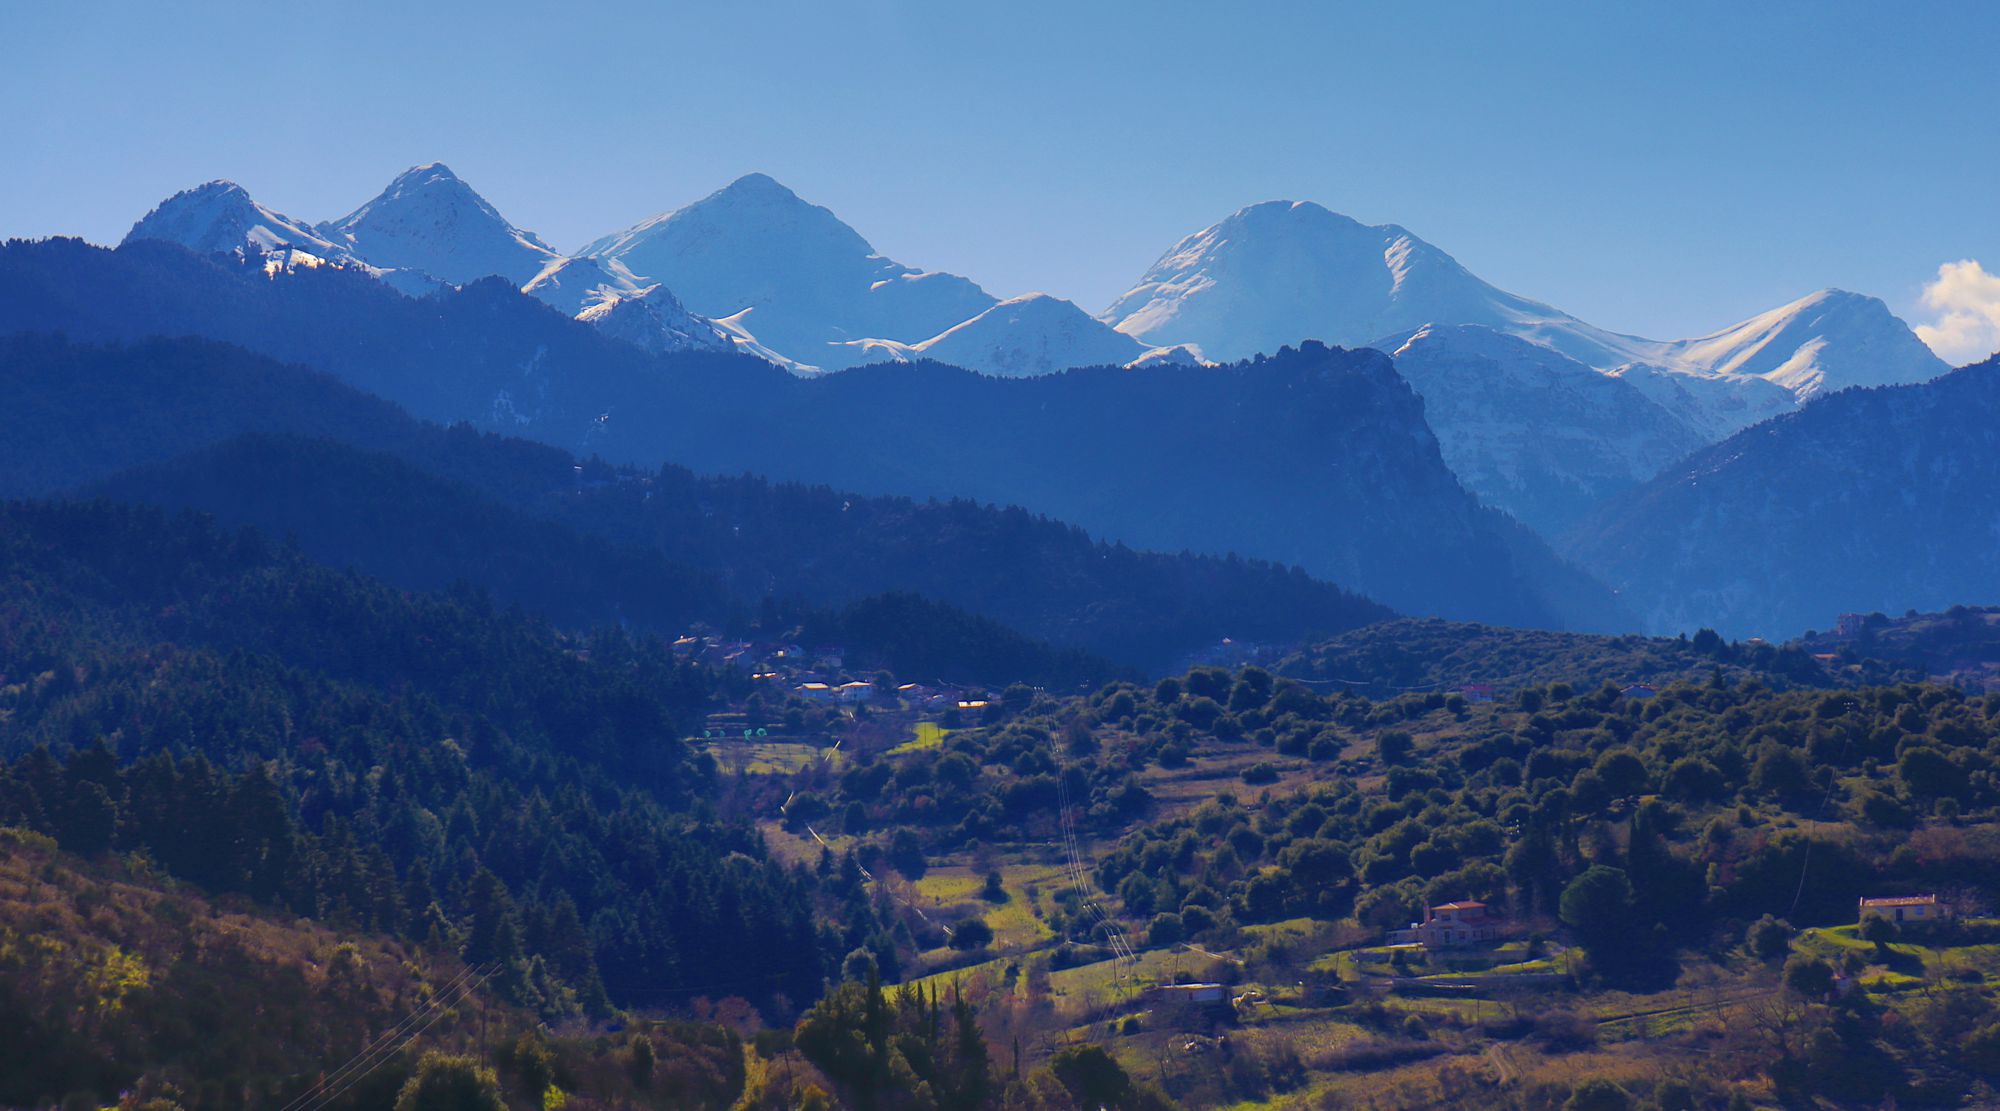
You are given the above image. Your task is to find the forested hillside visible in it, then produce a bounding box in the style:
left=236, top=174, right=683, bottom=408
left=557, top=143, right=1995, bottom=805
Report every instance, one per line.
left=0, top=500, right=851, bottom=1019
left=0, top=498, right=1139, bottom=1108
left=0, top=827, right=769, bottom=1111
left=2, top=334, right=1387, bottom=672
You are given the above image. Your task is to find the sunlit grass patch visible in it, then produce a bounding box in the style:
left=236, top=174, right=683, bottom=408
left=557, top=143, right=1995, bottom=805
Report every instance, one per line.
left=909, top=864, right=1057, bottom=952
left=890, top=721, right=950, bottom=755
left=707, top=740, right=834, bottom=774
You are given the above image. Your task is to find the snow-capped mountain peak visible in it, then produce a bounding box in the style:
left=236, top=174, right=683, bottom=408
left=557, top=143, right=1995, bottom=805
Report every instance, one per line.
left=123, top=180, right=343, bottom=258
left=580, top=175, right=995, bottom=369
left=907, top=292, right=1169, bottom=377
left=1108, top=198, right=1951, bottom=441
left=1589, top=288, right=1950, bottom=438
left=1660, top=287, right=1946, bottom=398
left=1101, top=199, right=1643, bottom=370
left=708, top=171, right=813, bottom=210
left=316, top=162, right=559, bottom=286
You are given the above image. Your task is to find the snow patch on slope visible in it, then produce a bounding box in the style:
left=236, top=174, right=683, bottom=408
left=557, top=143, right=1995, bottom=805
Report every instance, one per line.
left=522, top=255, right=644, bottom=316
left=1384, top=324, right=1707, bottom=535
left=572, top=288, right=802, bottom=371
left=824, top=294, right=1205, bottom=377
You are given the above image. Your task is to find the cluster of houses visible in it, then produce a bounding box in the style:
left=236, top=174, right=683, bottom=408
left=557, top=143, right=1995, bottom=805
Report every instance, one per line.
left=1373, top=891, right=1953, bottom=964
left=794, top=681, right=990, bottom=713
left=670, top=633, right=990, bottom=714
left=672, top=634, right=847, bottom=675
left=793, top=680, right=883, bottom=705
left=1376, top=891, right=1951, bottom=956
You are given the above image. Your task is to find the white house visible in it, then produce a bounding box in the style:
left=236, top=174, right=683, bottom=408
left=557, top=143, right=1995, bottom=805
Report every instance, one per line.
left=837, top=681, right=875, bottom=705
left=796, top=682, right=835, bottom=703
left=1859, top=894, right=1942, bottom=925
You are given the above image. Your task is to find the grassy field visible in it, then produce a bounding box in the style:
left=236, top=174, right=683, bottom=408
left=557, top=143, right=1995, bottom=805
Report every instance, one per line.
left=755, top=818, right=850, bottom=867
left=911, top=861, right=1064, bottom=952
left=1795, top=918, right=2000, bottom=994
left=889, top=721, right=951, bottom=755
left=707, top=740, right=838, bottom=775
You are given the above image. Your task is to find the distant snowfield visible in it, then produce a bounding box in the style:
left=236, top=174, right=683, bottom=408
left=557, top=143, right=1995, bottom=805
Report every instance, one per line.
left=123, top=165, right=1951, bottom=440
left=1100, top=199, right=1948, bottom=437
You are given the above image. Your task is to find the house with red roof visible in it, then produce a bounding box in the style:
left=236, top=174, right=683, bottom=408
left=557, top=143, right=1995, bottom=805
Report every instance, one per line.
left=1387, top=900, right=1499, bottom=948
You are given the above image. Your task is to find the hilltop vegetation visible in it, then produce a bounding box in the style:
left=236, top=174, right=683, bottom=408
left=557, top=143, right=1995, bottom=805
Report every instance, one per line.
left=0, top=828, right=506, bottom=1110
left=1799, top=606, right=2000, bottom=688
left=801, top=665, right=2000, bottom=956
left=1274, top=618, right=1855, bottom=695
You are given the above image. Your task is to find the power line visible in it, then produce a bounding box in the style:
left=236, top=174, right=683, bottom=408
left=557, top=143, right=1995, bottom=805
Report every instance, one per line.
left=283, top=963, right=493, bottom=1111
left=275, top=962, right=484, bottom=1111
left=1048, top=734, right=1137, bottom=989
left=1787, top=707, right=1858, bottom=920
left=299, top=970, right=491, bottom=1111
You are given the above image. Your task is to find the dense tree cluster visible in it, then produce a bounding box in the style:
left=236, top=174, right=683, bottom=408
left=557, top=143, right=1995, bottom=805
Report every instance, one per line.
left=796, top=657, right=2000, bottom=992
left=1089, top=673, right=2000, bottom=981
left=0, top=500, right=867, bottom=1016
left=1275, top=617, right=1851, bottom=695
left=789, top=974, right=993, bottom=1110
left=774, top=971, right=1172, bottom=1111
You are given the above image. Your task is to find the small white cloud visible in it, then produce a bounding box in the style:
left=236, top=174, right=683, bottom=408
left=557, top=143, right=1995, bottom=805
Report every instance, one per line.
left=1915, top=259, right=2000, bottom=366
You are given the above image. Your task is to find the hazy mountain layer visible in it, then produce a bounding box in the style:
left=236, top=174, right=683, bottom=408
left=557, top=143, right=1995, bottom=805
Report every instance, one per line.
left=0, top=239, right=1623, bottom=632
left=1565, top=356, right=2000, bottom=637
left=1385, top=324, right=1707, bottom=535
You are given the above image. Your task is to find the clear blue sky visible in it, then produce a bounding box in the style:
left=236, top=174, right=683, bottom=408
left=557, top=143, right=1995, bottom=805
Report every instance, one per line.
left=4, top=0, right=1995, bottom=341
